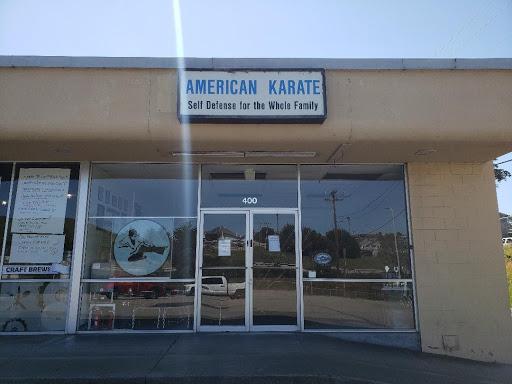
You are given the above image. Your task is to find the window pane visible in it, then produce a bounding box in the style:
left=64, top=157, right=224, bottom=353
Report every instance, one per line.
left=89, top=163, right=198, bottom=217
left=0, top=163, right=13, bottom=253
left=78, top=282, right=194, bottom=331
left=300, top=165, right=411, bottom=279
left=201, top=165, right=297, bottom=208
left=303, top=281, right=415, bottom=329
left=0, top=282, right=68, bottom=332
left=2, top=163, right=79, bottom=280
left=84, top=217, right=196, bottom=279
left=83, top=164, right=198, bottom=279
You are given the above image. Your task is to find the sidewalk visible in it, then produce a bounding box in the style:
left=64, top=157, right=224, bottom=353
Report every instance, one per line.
left=0, top=333, right=511, bottom=384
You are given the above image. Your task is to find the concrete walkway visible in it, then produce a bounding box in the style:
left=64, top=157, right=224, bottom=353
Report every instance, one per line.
left=0, top=333, right=511, bottom=384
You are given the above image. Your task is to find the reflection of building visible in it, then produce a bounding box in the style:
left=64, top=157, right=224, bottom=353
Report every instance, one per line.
left=354, top=235, right=382, bottom=258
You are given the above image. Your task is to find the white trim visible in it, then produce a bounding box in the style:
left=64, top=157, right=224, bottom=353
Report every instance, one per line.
left=88, top=216, right=197, bottom=219
left=297, top=166, right=305, bottom=331
left=404, top=163, right=420, bottom=332
left=0, top=162, right=16, bottom=279
left=199, top=326, right=247, bottom=332
left=76, top=329, right=194, bottom=335
left=81, top=278, right=194, bottom=283
left=0, top=279, right=71, bottom=283
left=251, top=325, right=299, bottom=332
left=303, top=279, right=413, bottom=283
left=66, top=161, right=90, bottom=334
left=193, top=165, right=202, bottom=331
left=303, top=329, right=418, bottom=333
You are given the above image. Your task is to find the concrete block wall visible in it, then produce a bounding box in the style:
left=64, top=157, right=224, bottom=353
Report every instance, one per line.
left=408, top=161, right=512, bottom=363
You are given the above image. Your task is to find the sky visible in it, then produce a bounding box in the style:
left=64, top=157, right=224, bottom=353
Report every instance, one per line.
left=0, top=0, right=511, bottom=213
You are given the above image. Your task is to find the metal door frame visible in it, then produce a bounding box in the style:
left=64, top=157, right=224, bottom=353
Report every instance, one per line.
left=196, top=208, right=300, bottom=332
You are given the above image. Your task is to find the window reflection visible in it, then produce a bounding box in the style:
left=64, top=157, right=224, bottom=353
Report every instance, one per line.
left=300, top=165, right=411, bottom=279
left=201, top=165, right=298, bottom=208
left=78, top=282, right=194, bottom=331
left=0, top=282, right=68, bottom=332
left=304, top=282, right=414, bottom=329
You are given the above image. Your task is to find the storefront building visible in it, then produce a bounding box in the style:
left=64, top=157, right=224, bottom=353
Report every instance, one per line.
left=0, top=57, right=511, bottom=363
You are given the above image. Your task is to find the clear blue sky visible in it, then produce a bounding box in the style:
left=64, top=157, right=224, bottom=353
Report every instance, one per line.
left=0, top=0, right=510, bottom=213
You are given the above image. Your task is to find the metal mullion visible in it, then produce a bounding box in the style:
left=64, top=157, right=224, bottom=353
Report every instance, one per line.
left=65, top=161, right=90, bottom=334
left=193, top=164, right=202, bottom=332
left=297, top=165, right=305, bottom=331
left=0, top=162, right=16, bottom=280
left=404, top=163, right=420, bottom=332
left=82, top=278, right=195, bottom=283
left=303, top=278, right=414, bottom=283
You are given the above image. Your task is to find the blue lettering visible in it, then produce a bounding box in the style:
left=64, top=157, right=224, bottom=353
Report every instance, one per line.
left=268, top=80, right=277, bottom=94
left=249, top=80, right=257, bottom=94
left=313, top=80, right=320, bottom=94
left=195, top=80, right=206, bottom=94
left=216, top=80, right=224, bottom=94
left=186, top=80, right=194, bottom=94
left=208, top=79, right=214, bottom=94
left=279, top=80, right=287, bottom=94
left=297, top=80, right=305, bottom=95
left=239, top=80, right=247, bottom=94
left=229, top=80, right=238, bottom=94
left=304, top=80, right=312, bottom=94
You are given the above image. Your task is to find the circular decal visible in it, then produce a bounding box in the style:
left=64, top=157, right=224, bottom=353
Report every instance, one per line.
left=113, top=220, right=170, bottom=276
left=313, top=252, right=332, bottom=266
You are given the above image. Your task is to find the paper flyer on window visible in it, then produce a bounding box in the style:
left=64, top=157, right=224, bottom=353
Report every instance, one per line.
left=11, top=168, right=70, bottom=234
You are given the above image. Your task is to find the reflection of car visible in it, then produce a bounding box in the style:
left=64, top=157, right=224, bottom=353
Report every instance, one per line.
left=184, top=276, right=245, bottom=299
left=114, top=282, right=167, bottom=299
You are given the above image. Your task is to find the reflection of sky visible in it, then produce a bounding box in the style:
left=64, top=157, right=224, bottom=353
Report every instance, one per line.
left=301, top=180, right=408, bottom=235
left=90, top=179, right=198, bottom=217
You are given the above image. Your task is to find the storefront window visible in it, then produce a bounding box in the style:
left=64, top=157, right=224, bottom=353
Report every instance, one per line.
left=303, top=281, right=414, bottom=329
left=78, top=163, right=198, bottom=331
left=300, top=164, right=415, bottom=329
left=201, top=165, right=298, bottom=208
left=0, top=163, right=80, bottom=332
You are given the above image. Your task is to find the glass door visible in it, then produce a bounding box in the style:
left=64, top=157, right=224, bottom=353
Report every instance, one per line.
left=250, top=211, right=299, bottom=330
left=198, top=212, right=249, bottom=331
left=197, top=210, right=300, bottom=331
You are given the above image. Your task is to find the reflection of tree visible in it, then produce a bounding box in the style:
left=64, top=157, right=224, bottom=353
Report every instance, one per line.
left=171, top=222, right=197, bottom=278
left=302, top=226, right=360, bottom=277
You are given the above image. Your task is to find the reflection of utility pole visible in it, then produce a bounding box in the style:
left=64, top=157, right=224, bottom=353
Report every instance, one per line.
left=326, top=190, right=350, bottom=277
left=385, top=207, right=401, bottom=279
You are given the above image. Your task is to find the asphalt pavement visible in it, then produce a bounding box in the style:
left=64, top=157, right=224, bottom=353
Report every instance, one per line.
left=0, top=333, right=511, bottom=384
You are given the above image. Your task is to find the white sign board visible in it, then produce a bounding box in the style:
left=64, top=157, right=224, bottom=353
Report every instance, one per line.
left=2, top=264, right=59, bottom=275
left=179, top=70, right=326, bottom=123
left=218, top=239, right=231, bottom=257
left=268, top=235, right=281, bottom=252
left=10, top=234, right=65, bottom=263
left=12, top=168, right=70, bottom=234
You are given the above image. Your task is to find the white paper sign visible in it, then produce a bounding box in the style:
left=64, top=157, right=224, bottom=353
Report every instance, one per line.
left=268, top=235, right=281, bottom=252
left=12, top=168, right=70, bottom=234
left=218, top=239, right=231, bottom=257
left=10, top=234, right=65, bottom=263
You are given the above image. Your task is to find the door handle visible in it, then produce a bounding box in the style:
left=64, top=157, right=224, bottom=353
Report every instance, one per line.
left=250, top=239, right=253, bottom=247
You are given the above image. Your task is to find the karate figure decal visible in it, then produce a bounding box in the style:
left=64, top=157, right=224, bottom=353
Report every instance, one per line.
left=113, top=220, right=170, bottom=276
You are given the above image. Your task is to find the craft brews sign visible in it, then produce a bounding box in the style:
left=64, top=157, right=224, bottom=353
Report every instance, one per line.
left=178, top=70, right=326, bottom=123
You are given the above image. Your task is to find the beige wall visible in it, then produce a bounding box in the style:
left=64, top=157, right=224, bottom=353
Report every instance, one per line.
left=408, top=161, right=512, bottom=363
left=0, top=68, right=512, bottom=162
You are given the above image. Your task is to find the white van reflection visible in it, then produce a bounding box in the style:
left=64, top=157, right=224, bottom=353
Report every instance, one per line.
left=184, top=276, right=245, bottom=299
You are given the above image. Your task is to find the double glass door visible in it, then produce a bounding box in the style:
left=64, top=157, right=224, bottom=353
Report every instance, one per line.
left=197, top=210, right=300, bottom=331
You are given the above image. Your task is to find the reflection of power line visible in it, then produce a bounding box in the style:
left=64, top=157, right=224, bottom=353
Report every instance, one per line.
left=366, top=208, right=405, bottom=234
left=325, top=190, right=350, bottom=276
left=341, top=183, right=399, bottom=219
